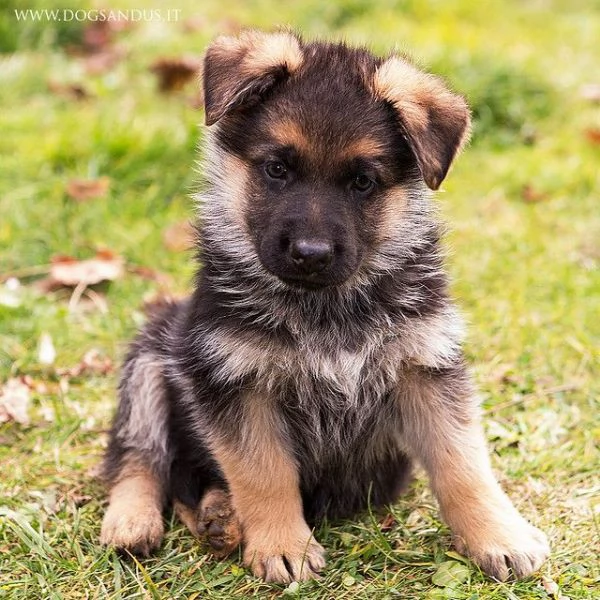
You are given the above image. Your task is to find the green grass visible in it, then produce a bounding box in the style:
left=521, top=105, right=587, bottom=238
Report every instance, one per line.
left=1, top=0, right=599, bottom=598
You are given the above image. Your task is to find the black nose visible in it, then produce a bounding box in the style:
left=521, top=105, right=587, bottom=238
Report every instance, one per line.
left=289, top=239, right=333, bottom=273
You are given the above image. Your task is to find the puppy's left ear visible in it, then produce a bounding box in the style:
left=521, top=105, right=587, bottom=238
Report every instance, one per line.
left=372, top=57, right=471, bottom=190
left=203, top=30, right=303, bottom=126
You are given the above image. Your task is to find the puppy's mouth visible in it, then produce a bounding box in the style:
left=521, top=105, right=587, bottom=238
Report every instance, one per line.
left=277, top=273, right=335, bottom=291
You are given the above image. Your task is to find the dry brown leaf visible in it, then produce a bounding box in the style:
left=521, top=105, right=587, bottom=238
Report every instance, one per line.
left=0, top=378, right=31, bottom=425
left=378, top=512, right=398, bottom=532
left=48, top=81, right=92, bottom=101
left=57, top=349, right=114, bottom=378
left=66, top=177, right=110, bottom=201
left=150, top=56, right=203, bottom=92
left=584, top=128, right=600, bottom=145
left=521, top=184, right=548, bottom=204
left=49, top=250, right=124, bottom=287
left=163, top=220, right=196, bottom=252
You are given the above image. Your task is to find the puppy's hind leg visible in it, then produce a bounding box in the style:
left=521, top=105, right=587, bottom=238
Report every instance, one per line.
left=101, top=353, right=172, bottom=556
left=174, top=487, right=242, bottom=558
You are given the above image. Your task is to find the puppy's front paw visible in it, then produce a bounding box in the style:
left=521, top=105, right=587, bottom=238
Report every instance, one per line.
left=455, top=518, right=549, bottom=581
left=100, top=502, right=164, bottom=557
left=244, top=528, right=326, bottom=583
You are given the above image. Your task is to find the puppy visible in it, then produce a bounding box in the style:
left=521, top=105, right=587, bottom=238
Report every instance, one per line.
left=100, top=31, right=549, bottom=583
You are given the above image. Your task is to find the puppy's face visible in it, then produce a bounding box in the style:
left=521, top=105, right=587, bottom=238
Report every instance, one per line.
left=202, top=32, right=470, bottom=290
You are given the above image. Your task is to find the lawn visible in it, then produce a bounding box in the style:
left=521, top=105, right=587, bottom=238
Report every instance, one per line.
left=0, top=0, right=598, bottom=598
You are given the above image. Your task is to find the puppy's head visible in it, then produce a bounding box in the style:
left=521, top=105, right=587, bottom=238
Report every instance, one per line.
left=202, top=31, right=470, bottom=290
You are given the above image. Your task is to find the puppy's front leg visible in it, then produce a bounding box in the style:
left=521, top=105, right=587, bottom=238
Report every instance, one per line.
left=208, top=395, right=325, bottom=583
left=400, top=364, right=549, bottom=581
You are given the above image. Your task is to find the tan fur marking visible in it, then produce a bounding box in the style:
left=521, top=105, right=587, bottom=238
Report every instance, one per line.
left=100, top=463, right=163, bottom=556
left=215, top=30, right=303, bottom=77
left=338, top=136, right=389, bottom=162
left=428, top=423, right=549, bottom=581
left=243, top=31, right=303, bottom=74
left=173, top=499, right=198, bottom=534
left=371, top=56, right=471, bottom=190
left=376, top=185, right=411, bottom=241
left=209, top=151, right=250, bottom=226
left=208, top=394, right=325, bottom=582
left=373, top=58, right=433, bottom=132
left=270, top=119, right=311, bottom=154
left=399, top=371, right=549, bottom=581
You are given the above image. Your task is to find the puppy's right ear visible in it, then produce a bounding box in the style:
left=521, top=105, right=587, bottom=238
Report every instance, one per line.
left=202, top=30, right=303, bottom=126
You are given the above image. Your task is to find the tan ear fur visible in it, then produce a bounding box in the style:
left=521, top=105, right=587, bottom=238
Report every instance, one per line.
left=203, top=30, right=303, bottom=126
left=372, top=57, right=471, bottom=190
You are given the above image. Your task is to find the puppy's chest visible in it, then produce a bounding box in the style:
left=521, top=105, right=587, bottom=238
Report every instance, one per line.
left=203, top=324, right=407, bottom=406
left=202, top=327, right=405, bottom=456
left=269, top=335, right=397, bottom=405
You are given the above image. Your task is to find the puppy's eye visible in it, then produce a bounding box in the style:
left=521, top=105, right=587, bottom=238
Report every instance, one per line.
left=352, top=174, right=375, bottom=194
left=265, top=161, right=287, bottom=179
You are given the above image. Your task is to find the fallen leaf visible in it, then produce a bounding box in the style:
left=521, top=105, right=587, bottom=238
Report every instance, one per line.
left=0, top=378, right=31, bottom=425
left=57, top=349, right=114, bottom=378
left=431, top=561, right=470, bottom=587
left=80, top=348, right=113, bottom=375
left=150, top=56, right=203, bottom=92
left=541, top=575, right=560, bottom=596
left=49, top=250, right=124, bottom=287
left=379, top=512, right=398, bottom=532
left=66, top=177, right=110, bottom=201
left=48, top=81, right=91, bottom=101
left=521, top=184, right=548, bottom=203
left=38, top=333, right=56, bottom=365
left=405, top=509, right=425, bottom=529
left=283, top=581, right=300, bottom=595
left=584, top=128, right=600, bottom=145
left=163, top=220, right=196, bottom=252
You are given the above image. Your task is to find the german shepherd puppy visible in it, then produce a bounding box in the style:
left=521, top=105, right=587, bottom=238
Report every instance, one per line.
left=100, top=31, right=549, bottom=583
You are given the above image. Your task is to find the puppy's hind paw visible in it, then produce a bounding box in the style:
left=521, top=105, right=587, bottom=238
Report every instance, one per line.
left=197, top=488, right=242, bottom=558
left=174, top=488, right=242, bottom=558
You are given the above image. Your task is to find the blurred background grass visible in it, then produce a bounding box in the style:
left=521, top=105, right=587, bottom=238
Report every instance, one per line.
left=0, top=1, right=598, bottom=598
